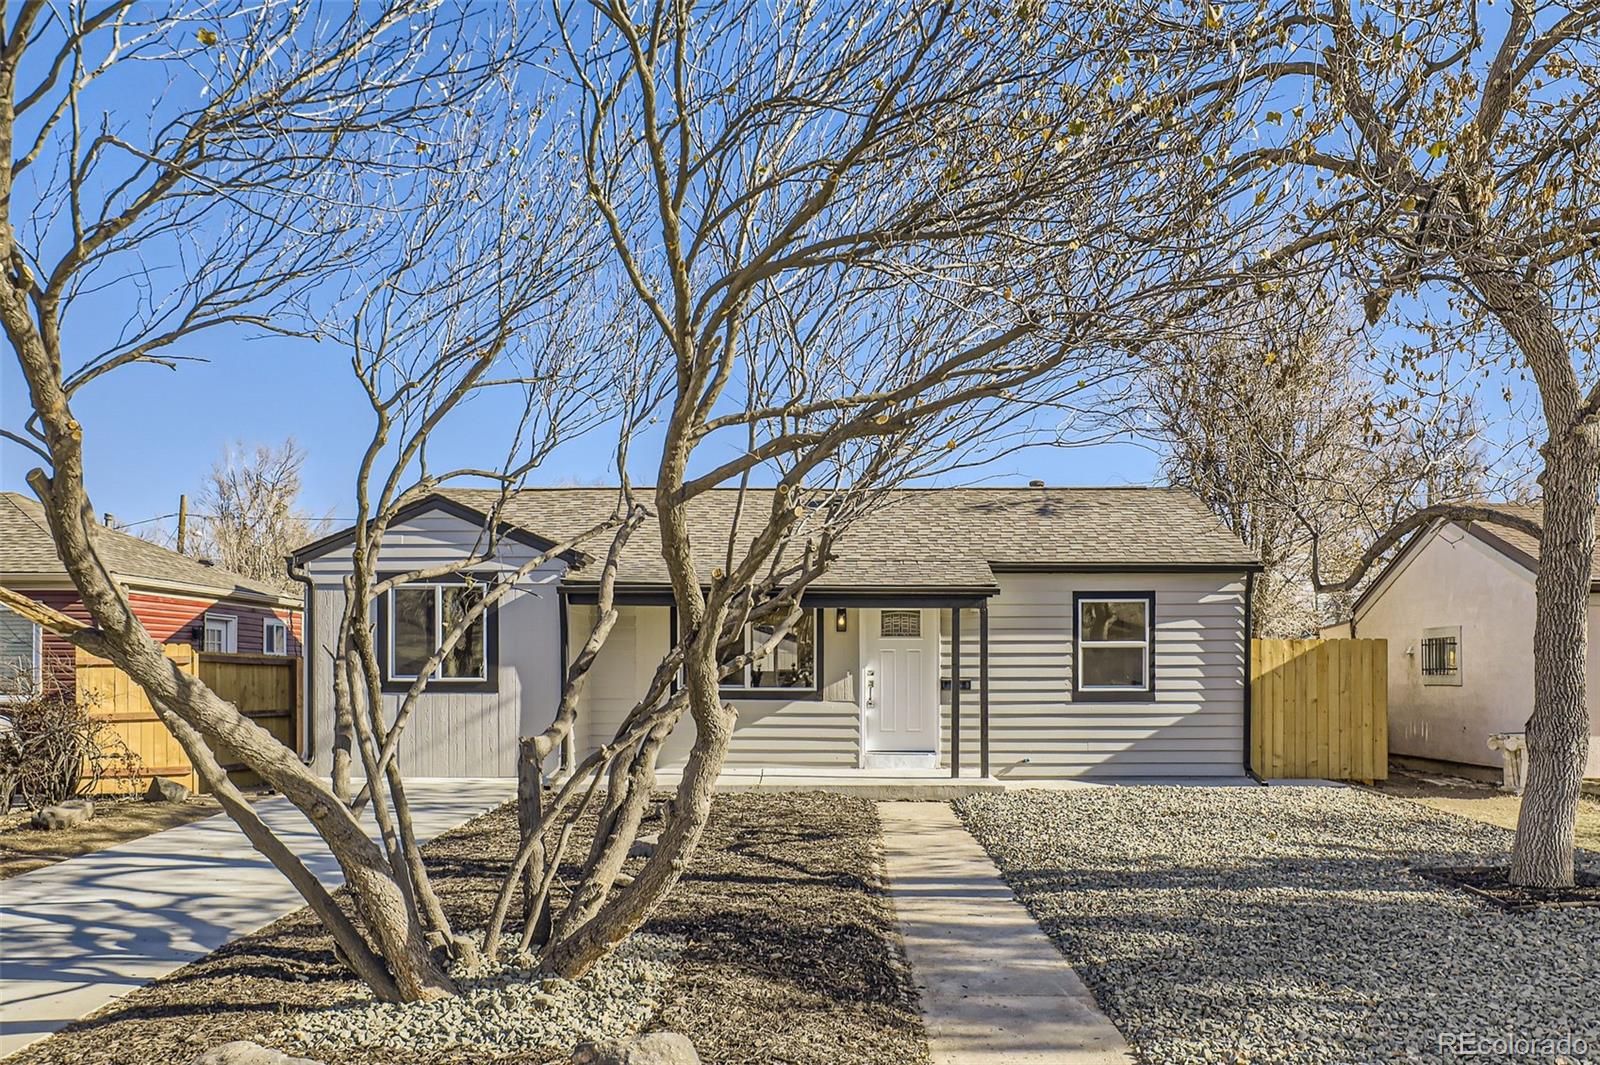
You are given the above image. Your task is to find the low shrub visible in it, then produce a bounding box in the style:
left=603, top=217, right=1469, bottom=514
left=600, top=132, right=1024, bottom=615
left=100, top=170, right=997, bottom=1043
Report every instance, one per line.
left=0, top=675, right=141, bottom=812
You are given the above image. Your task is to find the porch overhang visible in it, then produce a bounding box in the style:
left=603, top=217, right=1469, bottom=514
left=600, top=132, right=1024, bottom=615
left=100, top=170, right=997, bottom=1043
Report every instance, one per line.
left=558, top=583, right=999, bottom=608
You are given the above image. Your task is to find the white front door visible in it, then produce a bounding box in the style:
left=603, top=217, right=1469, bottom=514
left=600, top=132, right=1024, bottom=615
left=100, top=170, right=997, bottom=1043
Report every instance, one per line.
left=860, top=608, right=940, bottom=757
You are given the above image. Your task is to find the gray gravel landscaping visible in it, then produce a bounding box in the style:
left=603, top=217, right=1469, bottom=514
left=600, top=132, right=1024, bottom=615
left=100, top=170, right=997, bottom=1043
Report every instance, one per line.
left=957, top=785, right=1600, bottom=1065
left=272, top=933, right=683, bottom=1057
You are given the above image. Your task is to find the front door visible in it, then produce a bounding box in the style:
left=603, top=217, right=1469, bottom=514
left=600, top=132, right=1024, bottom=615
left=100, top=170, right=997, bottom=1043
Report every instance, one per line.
left=860, top=607, right=940, bottom=756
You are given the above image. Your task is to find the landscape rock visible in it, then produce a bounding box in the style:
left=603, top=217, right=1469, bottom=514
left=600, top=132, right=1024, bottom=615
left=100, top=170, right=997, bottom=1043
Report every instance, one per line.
left=146, top=776, right=192, bottom=803
left=572, top=1032, right=700, bottom=1065
left=189, top=1040, right=325, bottom=1065
left=627, top=834, right=659, bottom=859
left=955, top=786, right=1600, bottom=1065
left=271, top=933, right=683, bottom=1058
left=31, top=798, right=93, bottom=830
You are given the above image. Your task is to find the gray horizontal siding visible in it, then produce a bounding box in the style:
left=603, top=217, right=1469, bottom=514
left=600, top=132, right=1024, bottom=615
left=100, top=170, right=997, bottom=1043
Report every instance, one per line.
left=572, top=604, right=860, bottom=769
left=304, top=508, right=564, bottom=779
left=941, top=571, right=1247, bottom=779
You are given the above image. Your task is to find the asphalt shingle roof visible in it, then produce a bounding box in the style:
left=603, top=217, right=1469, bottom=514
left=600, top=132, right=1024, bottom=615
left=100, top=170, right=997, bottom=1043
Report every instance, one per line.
left=0, top=492, right=299, bottom=605
left=430, top=485, right=1258, bottom=591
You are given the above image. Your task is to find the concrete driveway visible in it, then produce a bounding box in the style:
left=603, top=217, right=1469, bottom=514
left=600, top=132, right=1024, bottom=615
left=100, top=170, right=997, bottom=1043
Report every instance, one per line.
left=0, top=778, right=514, bottom=1057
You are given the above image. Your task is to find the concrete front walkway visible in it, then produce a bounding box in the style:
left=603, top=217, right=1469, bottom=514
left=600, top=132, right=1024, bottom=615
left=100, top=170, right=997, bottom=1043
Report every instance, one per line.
left=877, top=801, right=1134, bottom=1065
left=0, top=778, right=514, bottom=1057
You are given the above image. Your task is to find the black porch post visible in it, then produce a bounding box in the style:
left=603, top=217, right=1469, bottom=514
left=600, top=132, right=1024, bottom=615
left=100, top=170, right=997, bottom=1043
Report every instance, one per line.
left=950, top=606, right=962, bottom=779
left=980, top=601, right=990, bottom=779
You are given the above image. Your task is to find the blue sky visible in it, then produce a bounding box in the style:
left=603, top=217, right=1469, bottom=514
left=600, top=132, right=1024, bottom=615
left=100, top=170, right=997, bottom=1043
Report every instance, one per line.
left=0, top=329, right=1161, bottom=532
left=0, top=3, right=1168, bottom=533
left=0, top=0, right=1545, bottom=533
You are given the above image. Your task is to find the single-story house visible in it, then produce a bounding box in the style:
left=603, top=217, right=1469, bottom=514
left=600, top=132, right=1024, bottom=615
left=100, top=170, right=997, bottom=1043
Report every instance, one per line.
left=289, top=485, right=1259, bottom=781
left=1331, top=503, right=1600, bottom=779
left=0, top=491, right=304, bottom=704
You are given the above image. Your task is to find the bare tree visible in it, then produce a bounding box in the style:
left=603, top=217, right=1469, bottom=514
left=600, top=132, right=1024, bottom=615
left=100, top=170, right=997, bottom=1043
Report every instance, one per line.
left=190, top=438, right=327, bottom=587
left=510, top=0, right=1278, bottom=978
left=1181, top=0, right=1600, bottom=887
left=308, top=99, right=645, bottom=975
left=0, top=0, right=539, bottom=1000
left=4, top=0, right=1280, bottom=998
left=1131, top=284, right=1517, bottom=635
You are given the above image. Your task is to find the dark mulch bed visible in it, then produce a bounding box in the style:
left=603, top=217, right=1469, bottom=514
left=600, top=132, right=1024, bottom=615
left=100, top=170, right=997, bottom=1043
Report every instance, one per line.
left=9, top=791, right=925, bottom=1065
left=1414, top=864, right=1600, bottom=911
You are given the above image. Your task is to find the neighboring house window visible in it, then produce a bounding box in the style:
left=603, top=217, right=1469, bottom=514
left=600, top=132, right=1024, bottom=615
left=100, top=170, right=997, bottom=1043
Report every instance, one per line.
left=1420, top=626, right=1462, bottom=686
left=722, top=610, right=818, bottom=692
left=262, top=619, right=289, bottom=656
left=0, top=605, right=41, bottom=702
left=1073, top=592, right=1155, bottom=699
left=388, top=584, right=487, bottom=682
left=203, top=613, right=238, bottom=654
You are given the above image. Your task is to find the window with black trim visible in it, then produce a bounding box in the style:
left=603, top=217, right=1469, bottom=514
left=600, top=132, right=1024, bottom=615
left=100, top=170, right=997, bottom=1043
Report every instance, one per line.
left=721, top=610, right=818, bottom=692
left=1420, top=625, right=1461, bottom=686
left=388, top=583, right=487, bottom=682
left=1073, top=593, right=1154, bottom=698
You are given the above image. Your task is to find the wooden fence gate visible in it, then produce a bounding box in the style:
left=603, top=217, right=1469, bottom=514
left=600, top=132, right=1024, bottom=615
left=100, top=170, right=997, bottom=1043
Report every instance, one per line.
left=76, top=645, right=301, bottom=794
left=1250, top=638, right=1388, bottom=782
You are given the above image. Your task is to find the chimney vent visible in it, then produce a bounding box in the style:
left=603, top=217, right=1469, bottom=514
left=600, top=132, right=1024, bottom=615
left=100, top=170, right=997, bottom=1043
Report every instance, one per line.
left=1028, top=479, right=1045, bottom=488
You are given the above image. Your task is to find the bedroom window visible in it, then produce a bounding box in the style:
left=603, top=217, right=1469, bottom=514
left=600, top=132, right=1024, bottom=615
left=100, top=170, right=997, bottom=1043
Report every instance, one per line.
left=1073, top=593, right=1155, bottom=699
left=721, top=610, right=818, bottom=692
left=1421, top=626, right=1462, bottom=686
left=388, top=584, right=487, bottom=682
left=0, top=605, right=41, bottom=702
left=202, top=613, right=237, bottom=654
left=263, top=619, right=289, bottom=656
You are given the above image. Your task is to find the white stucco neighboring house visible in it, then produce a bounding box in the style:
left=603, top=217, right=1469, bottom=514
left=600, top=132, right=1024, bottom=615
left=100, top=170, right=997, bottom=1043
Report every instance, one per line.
left=289, top=486, right=1261, bottom=782
left=1334, top=503, right=1600, bottom=779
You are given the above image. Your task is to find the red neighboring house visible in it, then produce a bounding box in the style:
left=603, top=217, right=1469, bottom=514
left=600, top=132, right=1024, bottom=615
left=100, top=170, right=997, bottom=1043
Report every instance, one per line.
left=0, top=491, right=302, bottom=701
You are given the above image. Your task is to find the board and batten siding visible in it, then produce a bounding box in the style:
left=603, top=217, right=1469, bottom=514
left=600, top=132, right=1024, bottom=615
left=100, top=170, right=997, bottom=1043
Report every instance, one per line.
left=570, top=603, right=861, bottom=769
left=301, top=508, right=565, bottom=778
left=941, top=571, right=1249, bottom=779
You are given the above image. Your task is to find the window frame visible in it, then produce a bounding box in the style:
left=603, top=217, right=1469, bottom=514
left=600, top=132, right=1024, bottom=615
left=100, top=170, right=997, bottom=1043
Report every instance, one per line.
left=1071, top=591, right=1156, bottom=702
left=375, top=575, right=499, bottom=694
left=262, top=618, right=290, bottom=656
left=0, top=606, right=42, bottom=704
left=719, top=608, right=823, bottom=698
left=1420, top=625, right=1463, bottom=686
left=202, top=613, right=238, bottom=654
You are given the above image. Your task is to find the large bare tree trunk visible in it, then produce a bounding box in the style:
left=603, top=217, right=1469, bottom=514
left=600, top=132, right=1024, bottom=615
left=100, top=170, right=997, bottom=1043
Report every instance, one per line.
left=1514, top=437, right=1597, bottom=886
left=1475, top=269, right=1599, bottom=888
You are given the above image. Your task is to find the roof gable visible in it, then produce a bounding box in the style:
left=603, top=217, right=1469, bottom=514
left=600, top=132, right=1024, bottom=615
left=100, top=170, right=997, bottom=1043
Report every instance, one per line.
left=1351, top=502, right=1600, bottom=618
left=289, top=493, right=589, bottom=567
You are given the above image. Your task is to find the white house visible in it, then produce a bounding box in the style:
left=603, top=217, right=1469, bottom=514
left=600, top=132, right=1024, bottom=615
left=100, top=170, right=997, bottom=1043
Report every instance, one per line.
left=289, top=486, right=1260, bottom=782
left=1335, top=504, right=1600, bottom=779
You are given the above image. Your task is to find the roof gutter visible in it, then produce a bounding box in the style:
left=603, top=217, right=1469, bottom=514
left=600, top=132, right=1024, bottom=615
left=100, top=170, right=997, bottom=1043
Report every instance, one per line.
left=1242, top=569, right=1266, bottom=786
left=285, top=555, right=315, bottom=765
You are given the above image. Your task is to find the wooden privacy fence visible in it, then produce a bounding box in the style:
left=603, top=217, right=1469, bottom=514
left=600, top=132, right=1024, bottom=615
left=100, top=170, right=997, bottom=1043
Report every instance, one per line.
left=1251, top=638, right=1388, bottom=783
left=76, top=645, right=301, bottom=794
